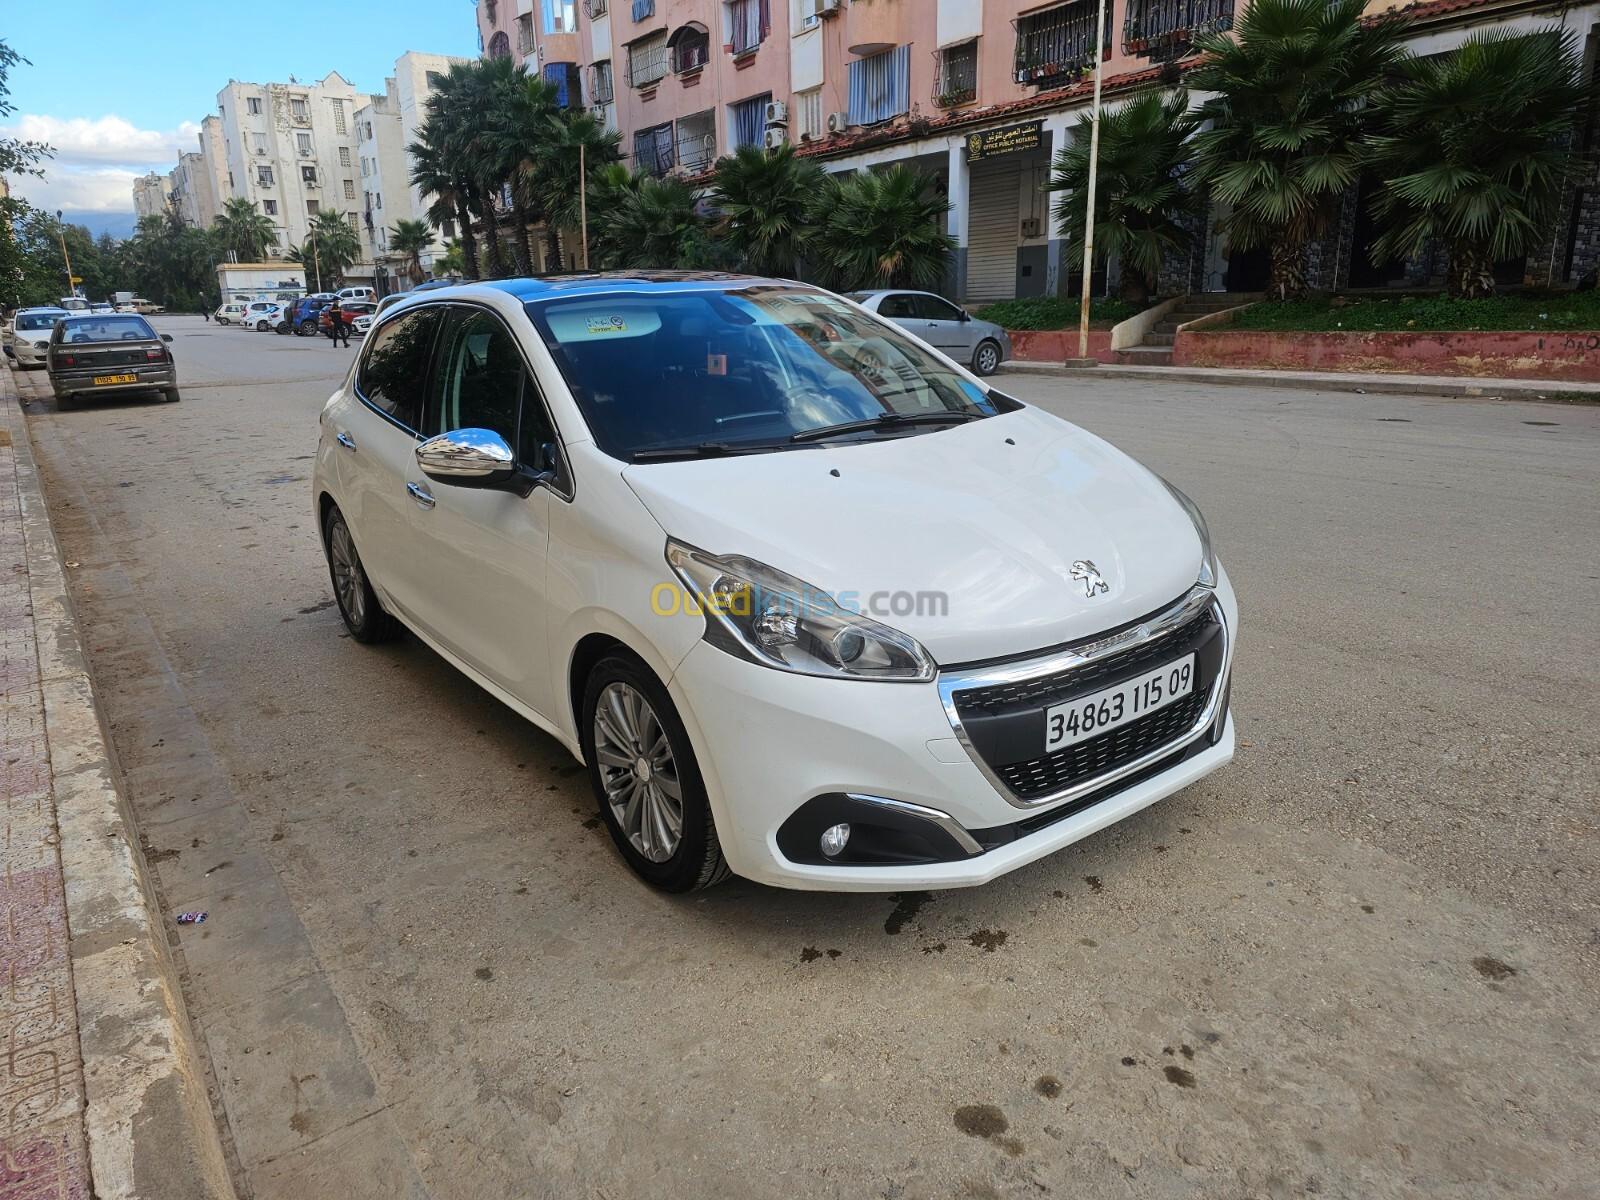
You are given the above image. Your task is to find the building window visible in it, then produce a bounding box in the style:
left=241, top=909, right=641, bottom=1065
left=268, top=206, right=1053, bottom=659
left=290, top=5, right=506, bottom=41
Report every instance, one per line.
left=935, top=40, right=978, bottom=107
left=848, top=44, right=910, bottom=126
left=627, top=31, right=670, bottom=87
left=1122, top=0, right=1232, bottom=57
left=290, top=97, right=308, bottom=121
left=727, top=0, right=769, bottom=55
left=426, top=70, right=445, bottom=89
left=307, top=199, right=320, bottom=215
left=488, top=30, right=512, bottom=59
left=589, top=60, right=614, bottom=105
left=302, top=165, right=318, bottom=184
left=1016, top=1, right=1110, bottom=86
left=376, top=192, right=383, bottom=209
left=676, top=110, right=717, bottom=171
left=518, top=13, right=535, bottom=54
left=730, top=92, right=770, bottom=149
left=632, top=122, right=675, bottom=175
left=795, top=87, right=822, bottom=139
left=670, top=23, right=710, bottom=73
left=332, top=101, right=346, bottom=135
left=263, top=199, right=278, bottom=215
left=256, top=165, right=274, bottom=186
left=631, top=0, right=654, bottom=19
left=344, top=179, right=356, bottom=199
left=251, top=132, right=267, bottom=154
left=347, top=212, right=360, bottom=232
left=296, top=132, right=313, bottom=155
left=544, top=62, right=582, bottom=107
left=339, top=146, right=351, bottom=166
left=585, top=0, right=608, bottom=14
left=792, top=0, right=819, bottom=31
left=542, top=0, right=577, bottom=33
left=246, top=96, right=262, bottom=115
left=485, top=0, right=498, bottom=20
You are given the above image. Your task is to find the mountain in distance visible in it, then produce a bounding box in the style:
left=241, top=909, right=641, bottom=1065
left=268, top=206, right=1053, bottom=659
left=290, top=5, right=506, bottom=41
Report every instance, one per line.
left=60, top=210, right=138, bottom=241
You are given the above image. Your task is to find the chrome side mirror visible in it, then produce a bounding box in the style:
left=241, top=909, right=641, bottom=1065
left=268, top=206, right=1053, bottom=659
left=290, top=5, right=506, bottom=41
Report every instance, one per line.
left=415, top=428, right=515, bottom=482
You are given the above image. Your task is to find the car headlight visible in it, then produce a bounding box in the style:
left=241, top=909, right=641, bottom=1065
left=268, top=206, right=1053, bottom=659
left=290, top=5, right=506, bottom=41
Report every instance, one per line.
left=665, top=540, right=935, bottom=682
left=34, top=341, right=48, bottom=350
left=1162, top=481, right=1219, bottom=588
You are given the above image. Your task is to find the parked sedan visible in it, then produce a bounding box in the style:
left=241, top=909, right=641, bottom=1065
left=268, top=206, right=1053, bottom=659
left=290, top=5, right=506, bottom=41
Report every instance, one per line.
left=9, top=308, right=71, bottom=367
left=46, top=314, right=179, bottom=404
left=313, top=274, right=1235, bottom=894
left=847, top=289, right=1011, bottom=376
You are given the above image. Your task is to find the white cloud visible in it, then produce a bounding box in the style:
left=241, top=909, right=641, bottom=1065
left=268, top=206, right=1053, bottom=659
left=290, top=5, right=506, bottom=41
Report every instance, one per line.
left=0, top=113, right=201, bottom=214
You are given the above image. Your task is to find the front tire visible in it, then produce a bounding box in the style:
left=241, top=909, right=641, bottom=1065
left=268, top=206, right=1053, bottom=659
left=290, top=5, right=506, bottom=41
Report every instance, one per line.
left=322, top=505, right=399, bottom=644
left=581, top=653, right=730, bottom=892
left=972, top=339, right=1002, bottom=376
left=298, top=319, right=318, bottom=336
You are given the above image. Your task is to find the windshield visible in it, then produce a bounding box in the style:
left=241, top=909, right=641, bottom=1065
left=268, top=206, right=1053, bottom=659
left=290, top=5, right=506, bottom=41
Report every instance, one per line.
left=58, top=316, right=157, bottom=342
left=17, top=312, right=66, bottom=331
left=525, top=286, right=997, bottom=460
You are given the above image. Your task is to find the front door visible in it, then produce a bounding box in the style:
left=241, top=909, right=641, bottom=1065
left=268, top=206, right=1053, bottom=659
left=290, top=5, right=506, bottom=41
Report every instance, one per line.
left=404, top=304, right=556, bottom=714
left=912, top=293, right=974, bottom=356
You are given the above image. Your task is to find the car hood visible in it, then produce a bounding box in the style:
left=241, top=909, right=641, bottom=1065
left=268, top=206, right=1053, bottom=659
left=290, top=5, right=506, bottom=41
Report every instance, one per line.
left=622, top=406, right=1204, bottom=665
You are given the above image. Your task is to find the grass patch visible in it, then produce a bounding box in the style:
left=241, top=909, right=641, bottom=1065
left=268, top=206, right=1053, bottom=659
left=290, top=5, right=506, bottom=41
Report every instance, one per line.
left=1226, top=292, right=1600, bottom=333
left=973, top=296, right=1146, bottom=330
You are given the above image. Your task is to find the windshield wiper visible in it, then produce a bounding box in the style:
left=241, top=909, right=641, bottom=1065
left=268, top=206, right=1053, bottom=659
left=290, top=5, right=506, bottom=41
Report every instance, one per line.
left=630, top=441, right=787, bottom=462
left=790, top=410, right=984, bottom=443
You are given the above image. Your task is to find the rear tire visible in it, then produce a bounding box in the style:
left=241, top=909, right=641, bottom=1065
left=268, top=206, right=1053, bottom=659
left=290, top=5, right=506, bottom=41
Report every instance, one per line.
left=581, top=652, right=730, bottom=892
left=256, top=319, right=269, bottom=332
left=972, top=339, right=1002, bottom=376
left=163, top=388, right=180, bottom=403
left=322, top=505, right=399, bottom=644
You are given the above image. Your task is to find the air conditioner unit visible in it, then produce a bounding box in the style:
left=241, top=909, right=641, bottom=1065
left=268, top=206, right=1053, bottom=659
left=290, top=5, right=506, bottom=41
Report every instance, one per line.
left=299, top=148, right=313, bottom=157
left=1020, top=216, right=1041, bottom=238
left=254, top=147, right=267, bottom=156
left=764, top=99, right=788, bottom=126
left=826, top=111, right=850, bottom=134
left=763, top=127, right=787, bottom=150
left=818, top=0, right=840, bottom=14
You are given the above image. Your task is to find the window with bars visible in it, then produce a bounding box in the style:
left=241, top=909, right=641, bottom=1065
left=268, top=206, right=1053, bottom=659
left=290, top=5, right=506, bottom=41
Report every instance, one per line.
left=256, top=165, right=274, bottom=186
left=307, top=199, right=320, bottom=215
left=627, top=32, right=670, bottom=87
left=583, top=0, right=608, bottom=15
left=590, top=60, right=614, bottom=105
left=670, top=23, right=711, bottom=73
left=730, top=92, right=769, bottom=149
left=290, top=97, right=309, bottom=122
left=935, top=40, right=978, bottom=107
left=676, top=112, right=717, bottom=171
left=848, top=45, right=910, bottom=126
left=632, top=122, right=675, bottom=175
left=1122, top=0, right=1235, bottom=58
left=332, top=101, right=346, bottom=134
left=795, top=87, right=822, bottom=139
left=727, top=0, right=770, bottom=55
left=263, top=199, right=277, bottom=215
left=339, top=146, right=351, bottom=166
left=518, top=13, right=535, bottom=53
left=296, top=132, right=313, bottom=155
left=344, top=179, right=355, bottom=199
left=247, top=96, right=262, bottom=115
left=1014, top=1, right=1111, bottom=86
left=346, top=212, right=360, bottom=232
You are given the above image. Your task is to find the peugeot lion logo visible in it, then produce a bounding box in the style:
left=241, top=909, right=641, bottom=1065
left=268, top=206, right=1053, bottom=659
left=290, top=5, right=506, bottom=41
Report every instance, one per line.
left=1070, top=559, right=1110, bottom=599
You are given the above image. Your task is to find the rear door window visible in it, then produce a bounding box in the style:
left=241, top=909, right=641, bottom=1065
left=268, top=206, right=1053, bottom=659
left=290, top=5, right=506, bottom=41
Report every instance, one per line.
left=357, top=307, right=444, bottom=431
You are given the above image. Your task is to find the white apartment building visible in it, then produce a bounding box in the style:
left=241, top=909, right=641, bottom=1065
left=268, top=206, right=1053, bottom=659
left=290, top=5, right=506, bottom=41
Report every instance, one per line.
left=214, top=72, right=371, bottom=262
left=131, top=171, right=172, bottom=220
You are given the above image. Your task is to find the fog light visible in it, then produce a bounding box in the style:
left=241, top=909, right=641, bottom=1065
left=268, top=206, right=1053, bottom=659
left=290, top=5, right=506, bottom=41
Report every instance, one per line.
left=819, top=823, right=851, bottom=858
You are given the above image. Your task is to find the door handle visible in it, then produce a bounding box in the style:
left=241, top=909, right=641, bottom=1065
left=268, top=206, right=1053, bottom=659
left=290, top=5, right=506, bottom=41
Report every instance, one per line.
left=335, top=431, right=356, bottom=451
left=406, top=480, right=436, bottom=509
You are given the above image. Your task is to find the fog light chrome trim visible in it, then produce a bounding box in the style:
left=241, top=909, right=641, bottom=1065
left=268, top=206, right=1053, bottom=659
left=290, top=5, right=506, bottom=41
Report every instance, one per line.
left=842, top=793, right=983, bottom=857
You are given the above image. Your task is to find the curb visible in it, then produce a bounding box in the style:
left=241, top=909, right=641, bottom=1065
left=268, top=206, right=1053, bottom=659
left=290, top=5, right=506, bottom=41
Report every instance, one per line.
left=998, top=360, right=1600, bottom=402
left=3, top=370, right=237, bottom=1200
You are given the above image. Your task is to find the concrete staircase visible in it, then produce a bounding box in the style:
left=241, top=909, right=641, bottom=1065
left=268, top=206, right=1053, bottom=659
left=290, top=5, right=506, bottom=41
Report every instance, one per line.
left=1113, top=294, right=1258, bottom=366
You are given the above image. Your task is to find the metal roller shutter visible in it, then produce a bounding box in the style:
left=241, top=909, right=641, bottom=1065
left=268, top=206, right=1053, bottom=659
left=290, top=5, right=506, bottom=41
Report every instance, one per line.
left=966, top=165, right=1021, bottom=304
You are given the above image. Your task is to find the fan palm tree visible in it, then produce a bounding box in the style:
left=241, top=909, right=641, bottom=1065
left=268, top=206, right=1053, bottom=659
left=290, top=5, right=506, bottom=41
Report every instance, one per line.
left=529, top=107, right=622, bottom=270
left=388, top=218, right=435, bottom=284
left=409, top=122, right=478, bottom=279
left=1190, top=0, right=1410, bottom=300
left=1050, top=90, right=1201, bottom=304
left=711, top=143, right=827, bottom=278
left=606, top=175, right=713, bottom=269
left=1367, top=28, right=1587, bottom=298
left=441, top=58, right=514, bottom=278
left=812, top=165, right=954, bottom=291
left=585, top=163, right=649, bottom=269
left=290, top=211, right=363, bottom=290
left=215, top=196, right=277, bottom=263
left=489, top=74, right=562, bottom=273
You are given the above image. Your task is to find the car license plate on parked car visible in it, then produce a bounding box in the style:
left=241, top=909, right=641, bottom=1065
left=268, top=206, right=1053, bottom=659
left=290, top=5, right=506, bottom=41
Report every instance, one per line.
left=1044, top=654, right=1196, bottom=752
left=93, top=373, right=137, bottom=385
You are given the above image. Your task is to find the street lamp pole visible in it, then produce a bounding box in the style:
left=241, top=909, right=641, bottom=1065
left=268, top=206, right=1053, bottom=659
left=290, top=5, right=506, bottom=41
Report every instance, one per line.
left=55, top=210, right=77, bottom=299
left=579, top=142, right=590, bottom=271
left=1074, top=0, right=1109, bottom=364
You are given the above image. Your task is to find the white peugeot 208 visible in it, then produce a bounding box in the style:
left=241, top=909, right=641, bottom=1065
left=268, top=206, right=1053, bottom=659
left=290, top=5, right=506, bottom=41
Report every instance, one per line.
left=312, top=274, right=1238, bottom=893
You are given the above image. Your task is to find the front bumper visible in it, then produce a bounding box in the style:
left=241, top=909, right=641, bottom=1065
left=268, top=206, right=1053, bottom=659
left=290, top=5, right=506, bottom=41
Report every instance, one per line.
left=667, top=569, right=1238, bottom=891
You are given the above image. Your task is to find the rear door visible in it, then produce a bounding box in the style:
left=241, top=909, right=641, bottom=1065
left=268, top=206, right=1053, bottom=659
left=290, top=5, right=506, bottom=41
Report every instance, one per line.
left=874, top=292, right=928, bottom=341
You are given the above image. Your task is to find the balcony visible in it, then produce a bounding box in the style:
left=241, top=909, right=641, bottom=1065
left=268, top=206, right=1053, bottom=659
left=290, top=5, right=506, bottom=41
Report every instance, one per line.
left=933, top=41, right=977, bottom=109
left=675, top=111, right=716, bottom=172
left=1122, top=0, right=1234, bottom=57
left=1013, top=1, right=1110, bottom=88
left=626, top=39, right=670, bottom=88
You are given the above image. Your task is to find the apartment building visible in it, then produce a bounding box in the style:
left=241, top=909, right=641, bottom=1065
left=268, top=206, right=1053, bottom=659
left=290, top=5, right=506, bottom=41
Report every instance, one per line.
left=131, top=171, right=172, bottom=220
left=353, top=84, right=409, bottom=271
left=478, top=0, right=1600, bottom=302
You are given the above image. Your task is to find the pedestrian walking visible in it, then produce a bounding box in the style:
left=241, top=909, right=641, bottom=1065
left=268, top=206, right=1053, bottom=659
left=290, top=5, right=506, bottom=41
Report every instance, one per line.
left=327, top=300, right=349, bottom=348
left=202, top=306, right=210, bottom=323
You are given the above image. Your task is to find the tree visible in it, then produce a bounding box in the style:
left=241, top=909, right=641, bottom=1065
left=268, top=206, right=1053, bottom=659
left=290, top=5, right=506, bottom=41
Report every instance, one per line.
left=0, top=38, right=55, bottom=307
left=215, top=196, right=277, bottom=263
left=1190, top=0, right=1409, bottom=299
left=409, top=122, right=478, bottom=279
left=388, top=218, right=435, bottom=283
left=596, top=173, right=718, bottom=269
left=711, top=143, right=827, bottom=278
left=1367, top=29, right=1588, bottom=298
left=811, top=165, right=955, bottom=291
left=435, top=238, right=467, bottom=277
left=528, top=106, right=621, bottom=270
left=492, top=73, right=561, bottom=273
left=1050, top=90, right=1201, bottom=304
left=290, top=212, right=363, bottom=290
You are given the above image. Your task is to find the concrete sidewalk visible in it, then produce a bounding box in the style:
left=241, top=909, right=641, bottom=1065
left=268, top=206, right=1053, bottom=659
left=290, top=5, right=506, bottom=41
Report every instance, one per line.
left=1, top=365, right=234, bottom=1200
left=1000, top=358, right=1600, bottom=400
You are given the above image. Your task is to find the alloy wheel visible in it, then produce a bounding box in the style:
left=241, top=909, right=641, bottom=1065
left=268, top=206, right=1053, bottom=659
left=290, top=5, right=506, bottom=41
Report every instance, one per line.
left=328, top=518, right=367, bottom=626
left=976, top=343, right=999, bottom=375
left=592, top=681, right=683, bottom=863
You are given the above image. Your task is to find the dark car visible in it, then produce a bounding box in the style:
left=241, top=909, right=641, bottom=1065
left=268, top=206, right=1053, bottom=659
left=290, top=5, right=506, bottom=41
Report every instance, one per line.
left=47, top=314, right=178, bottom=405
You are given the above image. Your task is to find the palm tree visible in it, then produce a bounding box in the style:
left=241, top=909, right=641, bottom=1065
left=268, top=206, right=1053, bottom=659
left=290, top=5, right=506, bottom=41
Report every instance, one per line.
left=1367, top=29, right=1587, bottom=298
left=606, top=175, right=713, bottom=269
left=711, top=143, right=827, bottom=278
left=812, top=165, right=955, bottom=291
left=442, top=58, right=514, bottom=278
left=388, top=218, right=435, bottom=284
left=1050, top=90, right=1200, bottom=305
left=1190, top=0, right=1410, bottom=300
left=435, top=238, right=466, bottom=277
left=490, top=73, right=562, bottom=273
left=215, top=196, right=277, bottom=263
left=290, top=211, right=363, bottom=290
left=586, top=163, right=649, bottom=269
left=528, top=107, right=621, bottom=270
left=409, top=122, right=478, bottom=278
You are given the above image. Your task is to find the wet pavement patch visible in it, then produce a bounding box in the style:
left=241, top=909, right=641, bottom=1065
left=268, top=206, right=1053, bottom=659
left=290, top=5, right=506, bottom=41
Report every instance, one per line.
left=1033, top=1075, right=1062, bottom=1099
left=953, top=1104, right=1008, bottom=1139
left=967, top=929, right=1008, bottom=952
left=1473, top=955, right=1517, bottom=981
left=884, top=891, right=932, bottom=935
left=1162, top=1065, right=1197, bottom=1088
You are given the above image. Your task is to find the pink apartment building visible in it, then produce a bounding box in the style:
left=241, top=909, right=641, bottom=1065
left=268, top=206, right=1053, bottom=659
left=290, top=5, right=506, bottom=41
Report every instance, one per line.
left=476, top=0, right=1600, bottom=303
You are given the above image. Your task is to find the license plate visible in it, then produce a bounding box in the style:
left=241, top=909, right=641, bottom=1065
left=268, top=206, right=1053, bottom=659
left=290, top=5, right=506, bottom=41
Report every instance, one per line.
left=93, top=373, right=137, bottom=385
left=1044, top=654, right=1197, bottom=751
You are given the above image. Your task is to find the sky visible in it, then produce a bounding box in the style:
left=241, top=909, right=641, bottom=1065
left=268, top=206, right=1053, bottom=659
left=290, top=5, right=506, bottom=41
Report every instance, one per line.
left=1, top=0, right=479, bottom=220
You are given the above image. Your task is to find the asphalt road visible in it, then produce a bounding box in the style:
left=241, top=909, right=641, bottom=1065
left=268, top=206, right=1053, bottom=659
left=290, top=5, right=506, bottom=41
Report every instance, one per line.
left=15, top=316, right=1600, bottom=1200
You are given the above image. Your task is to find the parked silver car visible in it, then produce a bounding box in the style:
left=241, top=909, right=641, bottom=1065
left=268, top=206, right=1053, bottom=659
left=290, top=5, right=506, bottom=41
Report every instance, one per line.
left=847, top=289, right=1011, bottom=376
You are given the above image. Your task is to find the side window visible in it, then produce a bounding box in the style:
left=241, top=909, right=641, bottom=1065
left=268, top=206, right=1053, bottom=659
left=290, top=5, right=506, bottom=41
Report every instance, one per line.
left=357, top=307, right=443, bottom=431
left=425, top=308, right=554, bottom=467
left=913, top=294, right=964, bottom=322
left=877, top=294, right=916, bottom=319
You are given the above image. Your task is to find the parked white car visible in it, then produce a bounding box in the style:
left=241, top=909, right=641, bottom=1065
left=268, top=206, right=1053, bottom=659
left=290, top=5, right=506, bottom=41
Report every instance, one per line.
left=312, top=276, right=1236, bottom=893
left=350, top=312, right=374, bottom=336
left=215, top=303, right=248, bottom=325
left=9, top=308, right=71, bottom=367
left=337, top=286, right=376, bottom=304
left=242, top=301, right=283, bottom=331
left=848, top=289, right=1012, bottom=376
